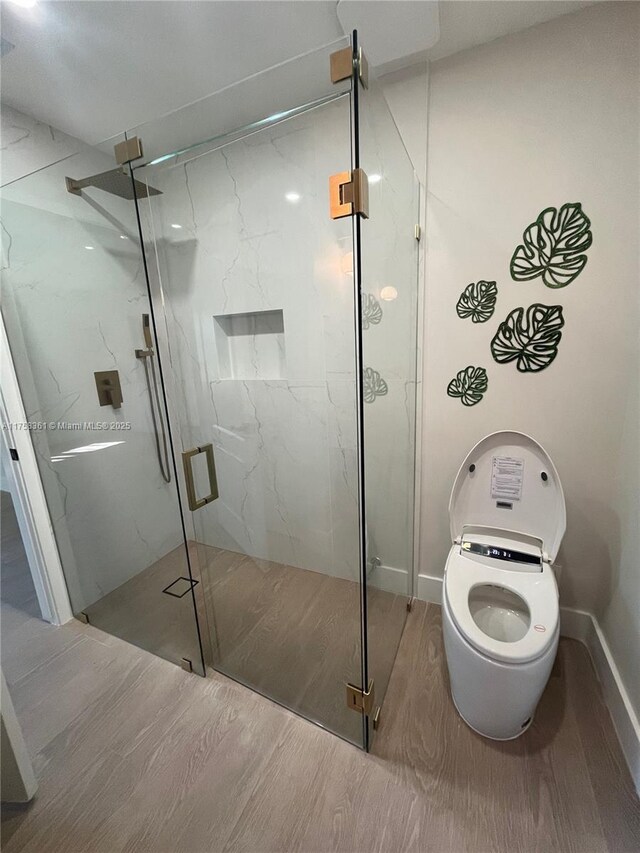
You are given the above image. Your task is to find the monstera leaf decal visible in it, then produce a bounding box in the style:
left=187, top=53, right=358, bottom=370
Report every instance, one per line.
left=491, top=304, right=564, bottom=372
left=447, top=366, right=488, bottom=407
left=363, top=367, right=388, bottom=403
left=456, top=280, right=498, bottom=323
left=362, top=293, right=383, bottom=330
left=510, top=202, right=592, bottom=288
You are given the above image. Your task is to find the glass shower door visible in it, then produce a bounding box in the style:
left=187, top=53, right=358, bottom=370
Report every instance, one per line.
left=0, top=138, right=206, bottom=675
left=130, top=41, right=367, bottom=746
left=353, top=37, right=421, bottom=745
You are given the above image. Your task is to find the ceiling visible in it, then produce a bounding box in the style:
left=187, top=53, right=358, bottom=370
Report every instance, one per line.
left=0, top=0, right=598, bottom=146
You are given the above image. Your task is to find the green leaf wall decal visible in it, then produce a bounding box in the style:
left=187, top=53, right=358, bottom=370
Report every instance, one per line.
left=491, top=303, right=564, bottom=372
left=510, top=202, right=592, bottom=288
left=363, top=367, right=388, bottom=403
left=447, top=366, right=488, bottom=406
left=456, top=280, right=498, bottom=323
left=362, top=293, right=383, bottom=330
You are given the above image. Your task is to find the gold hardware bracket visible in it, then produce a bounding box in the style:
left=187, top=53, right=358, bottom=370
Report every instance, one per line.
left=114, top=136, right=144, bottom=165
left=182, top=444, right=219, bottom=511
left=330, top=168, right=369, bottom=220
left=65, top=176, right=82, bottom=196
left=372, top=706, right=381, bottom=730
left=330, top=46, right=353, bottom=83
left=180, top=658, right=193, bottom=673
left=330, top=45, right=368, bottom=88
left=330, top=170, right=353, bottom=219
left=414, top=224, right=421, bottom=241
left=346, top=679, right=375, bottom=716
left=78, top=612, right=90, bottom=625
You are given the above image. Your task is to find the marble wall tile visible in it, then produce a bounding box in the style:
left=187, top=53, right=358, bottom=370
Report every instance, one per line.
left=1, top=105, right=80, bottom=187
left=142, top=91, right=420, bottom=589
left=142, top=98, right=363, bottom=579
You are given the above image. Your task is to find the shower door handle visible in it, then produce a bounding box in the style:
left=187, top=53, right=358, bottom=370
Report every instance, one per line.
left=182, top=444, right=218, bottom=511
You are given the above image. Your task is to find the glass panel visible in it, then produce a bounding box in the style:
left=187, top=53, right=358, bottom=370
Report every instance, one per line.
left=0, top=139, right=205, bottom=674
left=132, top=50, right=366, bottom=745
left=356, top=49, right=421, bottom=745
left=126, top=37, right=351, bottom=165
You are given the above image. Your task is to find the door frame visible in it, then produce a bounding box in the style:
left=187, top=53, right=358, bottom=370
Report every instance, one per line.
left=0, top=314, right=73, bottom=625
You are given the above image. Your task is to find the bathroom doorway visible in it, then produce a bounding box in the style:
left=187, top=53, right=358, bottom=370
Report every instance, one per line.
left=0, top=445, right=40, bottom=621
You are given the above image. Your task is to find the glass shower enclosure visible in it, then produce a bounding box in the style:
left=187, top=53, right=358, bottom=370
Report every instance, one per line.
left=0, top=34, right=419, bottom=750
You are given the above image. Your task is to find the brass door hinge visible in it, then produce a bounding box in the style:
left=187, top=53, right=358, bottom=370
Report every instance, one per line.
left=330, top=46, right=353, bottom=83
left=346, top=679, right=375, bottom=716
left=415, top=224, right=421, bottom=241
left=329, top=168, right=369, bottom=220
left=330, top=46, right=368, bottom=89
left=114, top=136, right=144, bottom=165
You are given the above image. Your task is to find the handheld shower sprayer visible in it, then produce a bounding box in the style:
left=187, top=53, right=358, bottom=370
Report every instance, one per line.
left=135, top=313, right=154, bottom=360
left=142, top=313, right=153, bottom=349
left=136, top=313, right=171, bottom=484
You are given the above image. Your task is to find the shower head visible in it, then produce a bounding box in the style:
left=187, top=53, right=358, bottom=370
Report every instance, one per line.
left=65, top=168, right=161, bottom=200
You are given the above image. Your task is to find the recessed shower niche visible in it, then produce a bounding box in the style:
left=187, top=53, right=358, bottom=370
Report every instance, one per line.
left=213, top=309, right=286, bottom=380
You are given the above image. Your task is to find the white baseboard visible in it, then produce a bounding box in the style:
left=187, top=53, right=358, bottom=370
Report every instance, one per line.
left=368, top=563, right=409, bottom=595
left=416, top=572, right=442, bottom=604
left=584, top=615, right=640, bottom=794
left=416, top=573, right=640, bottom=794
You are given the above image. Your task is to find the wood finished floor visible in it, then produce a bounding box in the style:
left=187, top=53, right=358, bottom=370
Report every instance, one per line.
left=2, top=492, right=639, bottom=852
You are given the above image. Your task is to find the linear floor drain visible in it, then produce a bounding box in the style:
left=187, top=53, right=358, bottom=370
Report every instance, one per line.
left=162, top=577, right=199, bottom=598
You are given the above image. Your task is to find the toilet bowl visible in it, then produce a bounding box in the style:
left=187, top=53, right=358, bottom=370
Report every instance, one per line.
left=441, top=431, right=566, bottom=740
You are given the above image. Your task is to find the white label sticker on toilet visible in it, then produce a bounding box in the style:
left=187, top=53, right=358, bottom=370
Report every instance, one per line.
left=491, top=455, right=524, bottom=501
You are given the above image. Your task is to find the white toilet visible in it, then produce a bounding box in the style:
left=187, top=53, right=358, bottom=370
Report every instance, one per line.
left=442, top=430, right=566, bottom=740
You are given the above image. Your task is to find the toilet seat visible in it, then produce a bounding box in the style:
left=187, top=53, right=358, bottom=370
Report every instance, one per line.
left=444, top=545, right=559, bottom=664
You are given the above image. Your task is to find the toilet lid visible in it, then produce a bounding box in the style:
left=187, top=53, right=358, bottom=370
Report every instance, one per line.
left=449, top=431, right=566, bottom=562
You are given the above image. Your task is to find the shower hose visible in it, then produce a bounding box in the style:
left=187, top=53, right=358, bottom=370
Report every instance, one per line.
left=141, top=354, right=172, bottom=484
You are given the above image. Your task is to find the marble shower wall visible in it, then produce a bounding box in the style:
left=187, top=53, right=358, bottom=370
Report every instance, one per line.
left=1, top=107, right=186, bottom=611
left=140, top=92, right=419, bottom=585
left=141, top=96, right=359, bottom=581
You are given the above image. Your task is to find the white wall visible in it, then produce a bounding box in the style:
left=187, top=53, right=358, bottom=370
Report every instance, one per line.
left=380, top=64, right=428, bottom=188
left=420, top=2, right=639, bottom=713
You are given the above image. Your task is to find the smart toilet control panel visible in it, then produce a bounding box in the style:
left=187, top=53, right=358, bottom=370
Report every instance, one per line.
left=449, top=431, right=567, bottom=564
left=461, top=541, right=541, bottom=567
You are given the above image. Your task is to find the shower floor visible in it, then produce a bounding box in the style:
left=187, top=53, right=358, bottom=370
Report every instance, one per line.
left=82, top=541, right=408, bottom=744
